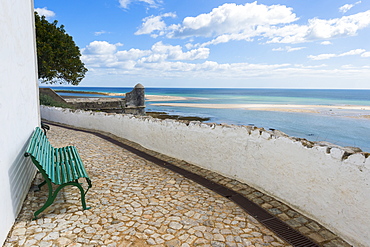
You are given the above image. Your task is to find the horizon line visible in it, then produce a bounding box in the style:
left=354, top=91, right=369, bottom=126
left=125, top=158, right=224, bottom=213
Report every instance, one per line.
left=39, top=85, right=370, bottom=90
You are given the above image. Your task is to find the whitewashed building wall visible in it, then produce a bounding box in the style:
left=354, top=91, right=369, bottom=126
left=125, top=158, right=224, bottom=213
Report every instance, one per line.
left=0, top=0, right=39, bottom=244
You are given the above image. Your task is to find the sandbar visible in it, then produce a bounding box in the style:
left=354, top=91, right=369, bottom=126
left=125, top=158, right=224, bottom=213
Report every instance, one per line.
left=150, top=102, right=370, bottom=118
left=145, top=95, right=192, bottom=101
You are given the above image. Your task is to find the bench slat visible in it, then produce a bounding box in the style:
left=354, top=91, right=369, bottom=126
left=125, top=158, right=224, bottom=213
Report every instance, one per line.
left=27, top=128, right=44, bottom=156
left=55, top=148, right=65, bottom=184
left=59, top=157, right=67, bottom=184
left=31, top=130, right=53, bottom=173
left=57, top=147, right=73, bottom=183
left=61, top=148, right=70, bottom=183
left=70, top=146, right=89, bottom=178
left=51, top=148, right=58, bottom=183
left=48, top=145, right=54, bottom=173
left=66, top=146, right=79, bottom=181
left=64, top=159, right=73, bottom=184
left=61, top=147, right=72, bottom=183
left=35, top=140, right=45, bottom=165
left=42, top=143, right=52, bottom=175
left=61, top=148, right=70, bottom=184
left=70, top=147, right=84, bottom=178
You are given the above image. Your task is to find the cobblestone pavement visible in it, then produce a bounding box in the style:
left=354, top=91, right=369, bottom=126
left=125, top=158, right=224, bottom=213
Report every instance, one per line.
left=4, top=124, right=350, bottom=247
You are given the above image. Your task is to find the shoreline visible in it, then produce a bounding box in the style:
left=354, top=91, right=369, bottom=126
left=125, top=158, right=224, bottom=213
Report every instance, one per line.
left=149, top=102, right=370, bottom=119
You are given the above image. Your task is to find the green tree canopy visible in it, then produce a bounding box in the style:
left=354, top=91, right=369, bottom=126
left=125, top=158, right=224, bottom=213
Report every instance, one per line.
left=35, top=13, right=87, bottom=85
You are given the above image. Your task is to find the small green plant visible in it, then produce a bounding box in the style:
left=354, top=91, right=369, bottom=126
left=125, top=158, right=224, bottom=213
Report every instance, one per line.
left=39, top=93, right=71, bottom=108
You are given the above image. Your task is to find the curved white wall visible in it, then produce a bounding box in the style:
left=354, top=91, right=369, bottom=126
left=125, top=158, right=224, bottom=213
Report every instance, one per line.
left=41, top=106, right=370, bottom=247
left=0, top=0, right=39, bottom=244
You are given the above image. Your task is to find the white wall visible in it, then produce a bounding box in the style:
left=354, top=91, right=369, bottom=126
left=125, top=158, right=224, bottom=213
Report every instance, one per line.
left=41, top=107, right=370, bottom=247
left=0, top=0, right=39, bottom=244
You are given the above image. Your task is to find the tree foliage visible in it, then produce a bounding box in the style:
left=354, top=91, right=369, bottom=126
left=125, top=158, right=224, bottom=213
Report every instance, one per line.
left=35, top=13, right=87, bottom=85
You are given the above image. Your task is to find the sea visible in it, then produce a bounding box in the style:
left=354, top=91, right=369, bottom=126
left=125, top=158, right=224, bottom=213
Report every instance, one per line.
left=48, top=86, right=370, bottom=152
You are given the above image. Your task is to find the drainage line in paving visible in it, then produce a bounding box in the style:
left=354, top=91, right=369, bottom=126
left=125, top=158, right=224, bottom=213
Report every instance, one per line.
left=44, top=121, right=319, bottom=247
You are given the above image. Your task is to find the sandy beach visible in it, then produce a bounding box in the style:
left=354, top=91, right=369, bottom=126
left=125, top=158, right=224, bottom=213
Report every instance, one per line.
left=149, top=102, right=370, bottom=119
left=145, top=94, right=194, bottom=101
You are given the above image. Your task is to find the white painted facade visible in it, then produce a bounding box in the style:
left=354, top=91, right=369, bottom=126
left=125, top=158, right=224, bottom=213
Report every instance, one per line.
left=0, top=0, right=39, bottom=244
left=41, top=106, right=370, bottom=247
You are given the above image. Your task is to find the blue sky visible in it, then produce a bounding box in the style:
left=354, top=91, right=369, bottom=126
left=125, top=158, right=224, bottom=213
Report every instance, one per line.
left=35, top=0, right=370, bottom=88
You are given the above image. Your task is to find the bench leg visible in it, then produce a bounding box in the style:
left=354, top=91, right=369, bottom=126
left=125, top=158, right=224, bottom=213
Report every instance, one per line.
left=71, top=179, right=92, bottom=210
left=33, top=181, right=54, bottom=220
left=33, top=182, right=91, bottom=220
left=51, top=182, right=91, bottom=211
left=37, top=180, right=47, bottom=191
left=71, top=181, right=91, bottom=211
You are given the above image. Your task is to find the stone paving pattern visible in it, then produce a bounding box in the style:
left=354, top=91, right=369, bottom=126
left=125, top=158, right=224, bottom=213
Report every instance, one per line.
left=4, top=123, right=351, bottom=247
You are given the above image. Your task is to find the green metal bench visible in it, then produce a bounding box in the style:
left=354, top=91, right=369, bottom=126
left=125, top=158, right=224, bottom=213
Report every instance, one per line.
left=25, top=127, right=92, bottom=219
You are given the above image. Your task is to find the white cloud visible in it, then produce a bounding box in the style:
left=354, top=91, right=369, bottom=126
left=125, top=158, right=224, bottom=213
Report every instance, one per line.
left=35, top=7, right=55, bottom=19
left=81, top=41, right=210, bottom=70
left=152, top=42, right=210, bottom=60
left=341, top=64, right=357, bottom=69
left=339, top=1, right=361, bottom=13
left=272, top=47, right=284, bottom=52
left=272, top=46, right=306, bottom=52
left=116, top=49, right=152, bottom=60
left=361, top=52, right=370, bottom=57
left=119, top=0, right=162, bottom=9
left=119, top=0, right=130, bottom=8
left=82, top=41, right=118, bottom=55
left=135, top=13, right=176, bottom=37
left=308, top=53, right=337, bottom=61
left=185, top=43, right=196, bottom=50
left=321, top=41, right=332, bottom=45
left=288, top=47, right=306, bottom=52
left=170, top=2, right=298, bottom=39
left=308, top=49, right=366, bottom=60
left=135, top=16, right=165, bottom=36
left=136, top=2, right=370, bottom=46
left=339, top=4, right=354, bottom=13
left=294, top=64, right=328, bottom=69
left=338, top=49, right=366, bottom=56
left=94, top=30, right=109, bottom=36
left=268, top=10, right=370, bottom=43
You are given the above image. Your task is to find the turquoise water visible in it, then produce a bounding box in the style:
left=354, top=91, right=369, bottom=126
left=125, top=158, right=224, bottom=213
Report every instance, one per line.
left=47, top=87, right=370, bottom=152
